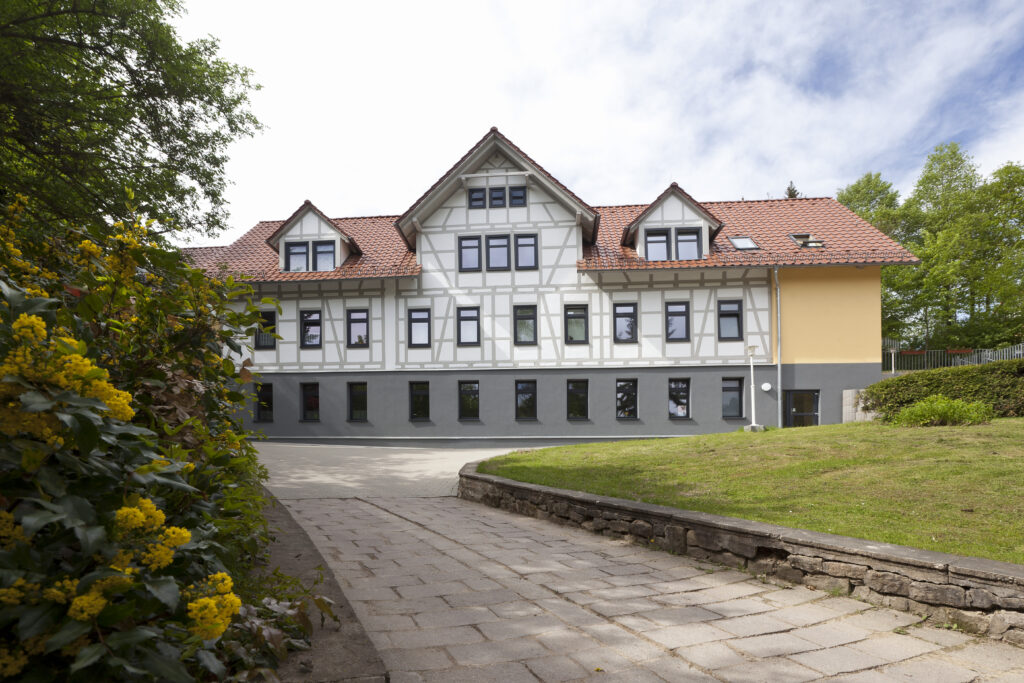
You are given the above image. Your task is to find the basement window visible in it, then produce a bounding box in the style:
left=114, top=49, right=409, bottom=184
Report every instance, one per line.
left=791, top=233, right=824, bottom=248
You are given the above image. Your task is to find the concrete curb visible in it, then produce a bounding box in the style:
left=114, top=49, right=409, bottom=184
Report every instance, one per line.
left=458, top=461, right=1024, bottom=644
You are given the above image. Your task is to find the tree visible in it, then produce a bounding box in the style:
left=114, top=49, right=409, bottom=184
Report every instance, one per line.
left=0, top=0, right=261, bottom=237
left=785, top=181, right=800, bottom=198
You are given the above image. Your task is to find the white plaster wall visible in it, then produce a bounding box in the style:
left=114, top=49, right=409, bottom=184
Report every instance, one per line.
left=275, top=209, right=350, bottom=269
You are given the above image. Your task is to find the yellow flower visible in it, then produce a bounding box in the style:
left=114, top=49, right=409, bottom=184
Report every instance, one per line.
left=159, top=527, right=191, bottom=548
left=135, top=498, right=165, bottom=532
left=208, top=572, right=233, bottom=595
left=187, top=591, right=241, bottom=640
left=114, top=506, right=146, bottom=531
left=140, top=543, right=174, bottom=570
left=11, top=314, right=46, bottom=343
left=68, top=591, right=107, bottom=621
left=93, top=574, right=133, bottom=593
left=182, top=462, right=195, bottom=473
left=0, top=511, right=27, bottom=550
left=78, top=239, right=102, bottom=259
left=110, top=549, right=135, bottom=572
left=42, top=578, right=78, bottom=604
left=0, top=645, right=27, bottom=678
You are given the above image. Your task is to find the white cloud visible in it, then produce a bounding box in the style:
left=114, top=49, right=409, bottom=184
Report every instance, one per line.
left=173, top=0, right=1024, bottom=245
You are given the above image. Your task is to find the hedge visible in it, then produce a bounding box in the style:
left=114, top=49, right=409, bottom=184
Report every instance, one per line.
left=860, top=359, right=1024, bottom=421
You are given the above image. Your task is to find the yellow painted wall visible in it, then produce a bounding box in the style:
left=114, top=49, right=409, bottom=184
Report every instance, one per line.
left=770, top=266, right=881, bottom=364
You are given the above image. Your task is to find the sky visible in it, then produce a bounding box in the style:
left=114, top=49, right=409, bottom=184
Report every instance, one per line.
left=174, top=0, right=1024, bottom=246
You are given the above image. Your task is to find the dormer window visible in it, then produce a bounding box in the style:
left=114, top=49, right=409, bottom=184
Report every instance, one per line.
left=285, top=242, right=308, bottom=272
left=729, top=236, right=759, bottom=250
left=489, top=187, right=506, bottom=208
left=644, top=229, right=670, bottom=261
left=509, top=186, right=527, bottom=207
left=791, top=234, right=824, bottom=247
left=468, top=188, right=486, bottom=209
left=313, top=241, right=335, bottom=271
left=675, top=229, right=701, bottom=260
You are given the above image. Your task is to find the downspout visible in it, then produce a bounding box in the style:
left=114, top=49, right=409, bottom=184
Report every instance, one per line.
left=774, top=266, right=783, bottom=428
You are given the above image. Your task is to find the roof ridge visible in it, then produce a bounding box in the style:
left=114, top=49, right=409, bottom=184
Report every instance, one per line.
left=703, top=196, right=835, bottom=204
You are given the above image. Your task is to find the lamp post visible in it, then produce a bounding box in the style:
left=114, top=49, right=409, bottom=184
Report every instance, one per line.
left=745, top=344, right=764, bottom=432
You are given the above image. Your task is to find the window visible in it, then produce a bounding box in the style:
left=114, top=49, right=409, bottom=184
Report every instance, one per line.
left=486, top=235, right=510, bottom=271
left=468, top=188, right=486, bottom=209
left=347, top=309, right=369, bottom=348
left=613, top=303, right=638, bottom=343
left=717, top=300, right=743, bottom=341
left=722, top=378, right=743, bottom=418
left=791, top=233, right=824, bottom=247
left=348, top=382, right=367, bottom=422
left=644, top=229, right=670, bottom=261
left=457, top=307, right=480, bottom=346
left=313, top=240, right=335, bottom=271
left=515, top=380, right=537, bottom=420
left=458, top=381, right=480, bottom=420
left=616, top=379, right=638, bottom=419
left=409, top=382, right=429, bottom=421
left=564, top=305, right=588, bottom=344
left=255, top=310, right=276, bottom=350
left=509, top=186, right=527, bottom=207
left=301, top=383, right=319, bottom=422
left=729, top=236, right=759, bottom=250
left=254, top=383, right=273, bottom=423
left=459, top=236, right=481, bottom=272
left=285, top=242, right=308, bottom=272
left=489, top=187, right=506, bottom=208
left=513, top=305, right=537, bottom=345
left=408, top=308, right=430, bottom=348
left=675, top=229, right=701, bottom=260
left=514, top=234, right=537, bottom=269
left=300, top=310, right=321, bottom=349
left=566, top=380, right=588, bottom=421
left=665, top=302, right=690, bottom=342
left=668, top=379, right=690, bottom=419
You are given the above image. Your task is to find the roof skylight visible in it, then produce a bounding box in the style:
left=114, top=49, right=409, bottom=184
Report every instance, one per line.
left=729, top=236, right=759, bottom=250
left=791, top=233, right=824, bottom=248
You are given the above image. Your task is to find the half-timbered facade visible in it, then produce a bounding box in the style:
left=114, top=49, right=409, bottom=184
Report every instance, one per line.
left=187, top=128, right=917, bottom=439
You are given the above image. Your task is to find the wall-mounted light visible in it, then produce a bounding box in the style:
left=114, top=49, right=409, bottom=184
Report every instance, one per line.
left=761, top=382, right=773, bottom=392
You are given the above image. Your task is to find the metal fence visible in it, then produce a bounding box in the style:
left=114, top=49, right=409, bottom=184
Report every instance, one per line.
left=882, top=342, right=1024, bottom=372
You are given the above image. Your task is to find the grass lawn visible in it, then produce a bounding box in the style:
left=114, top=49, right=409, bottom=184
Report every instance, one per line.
left=478, top=419, right=1024, bottom=565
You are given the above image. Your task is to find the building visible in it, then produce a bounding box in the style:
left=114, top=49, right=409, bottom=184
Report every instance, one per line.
left=186, top=128, right=918, bottom=440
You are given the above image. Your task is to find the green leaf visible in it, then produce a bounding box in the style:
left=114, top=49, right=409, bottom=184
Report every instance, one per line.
left=145, top=576, right=180, bottom=611
left=74, top=524, right=107, bottom=554
left=44, top=619, right=92, bottom=653
left=70, top=643, right=107, bottom=673
left=196, top=649, right=227, bottom=678
left=20, top=510, right=65, bottom=536
left=138, top=653, right=194, bottom=683
left=106, top=626, right=158, bottom=649
left=71, top=412, right=100, bottom=455
left=16, top=604, right=62, bottom=640
left=19, top=391, right=55, bottom=413
left=59, top=495, right=96, bottom=526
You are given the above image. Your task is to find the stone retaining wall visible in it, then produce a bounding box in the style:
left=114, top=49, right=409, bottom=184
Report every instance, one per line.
left=459, top=462, right=1024, bottom=644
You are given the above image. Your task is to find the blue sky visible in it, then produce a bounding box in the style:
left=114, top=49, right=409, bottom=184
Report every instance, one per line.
left=175, top=0, right=1024, bottom=245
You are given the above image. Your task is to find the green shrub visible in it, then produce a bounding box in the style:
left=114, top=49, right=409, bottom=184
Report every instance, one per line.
left=860, top=359, right=1024, bottom=421
left=892, top=395, right=995, bottom=426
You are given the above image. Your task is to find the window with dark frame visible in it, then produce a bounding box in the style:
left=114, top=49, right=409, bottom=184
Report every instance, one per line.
left=300, top=310, right=321, bottom=349
left=486, top=235, right=510, bottom=270
left=644, top=229, right=670, bottom=261
left=513, top=305, right=537, bottom=345
left=722, top=378, right=743, bottom=418
left=408, top=308, right=430, bottom=348
left=564, top=305, right=588, bottom=344
left=457, top=307, right=480, bottom=346
left=717, top=300, right=743, bottom=341
left=467, top=188, right=486, bottom=209
left=509, top=186, right=527, bottom=207
left=668, top=378, right=690, bottom=419
left=458, top=236, right=481, bottom=272
left=285, top=242, right=308, bottom=272
left=347, top=309, right=369, bottom=348
left=300, top=383, right=319, bottom=422
left=313, top=240, right=336, bottom=271
left=255, top=310, right=276, bottom=350
left=515, top=380, right=537, bottom=420
left=514, top=234, right=537, bottom=269
left=489, top=187, right=506, bottom=208
left=458, top=381, right=480, bottom=420
left=409, top=382, right=429, bottom=421
left=348, top=382, right=367, bottom=422
left=566, top=380, right=588, bottom=421
left=614, top=303, right=638, bottom=343
left=665, top=302, right=690, bottom=342
left=254, top=383, right=273, bottom=423
left=616, top=379, right=638, bottom=419
left=675, top=229, right=701, bottom=260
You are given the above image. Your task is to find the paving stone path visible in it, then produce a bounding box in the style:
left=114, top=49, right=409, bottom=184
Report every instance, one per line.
left=283, top=496, right=1024, bottom=682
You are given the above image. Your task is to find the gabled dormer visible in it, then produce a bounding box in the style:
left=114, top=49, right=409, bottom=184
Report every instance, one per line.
left=265, top=200, right=361, bottom=273
left=395, top=127, right=600, bottom=250
left=621, top=183, right=723, bottom=262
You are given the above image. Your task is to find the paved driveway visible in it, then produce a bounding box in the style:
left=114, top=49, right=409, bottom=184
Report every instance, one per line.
left=258, top=444, right=1024, bottom=682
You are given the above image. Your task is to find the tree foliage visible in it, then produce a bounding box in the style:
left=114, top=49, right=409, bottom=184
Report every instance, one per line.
left=784, top=181, right=800, bottom=198
left=838, top=143, right=1024, bottom=347
left=0, top=0, right=261, bottom=237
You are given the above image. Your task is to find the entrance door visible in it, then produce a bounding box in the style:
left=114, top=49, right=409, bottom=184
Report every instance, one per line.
left=785, top=390, right=820, bottom=427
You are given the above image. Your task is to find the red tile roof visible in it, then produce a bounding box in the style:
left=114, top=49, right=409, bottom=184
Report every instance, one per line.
left=184, top=196, right=916, bottom=283
left=584, top=197, right=918, bottom=271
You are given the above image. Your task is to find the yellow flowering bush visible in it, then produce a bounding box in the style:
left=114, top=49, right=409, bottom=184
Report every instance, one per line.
left=186, top=573, right=242, bottom=640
